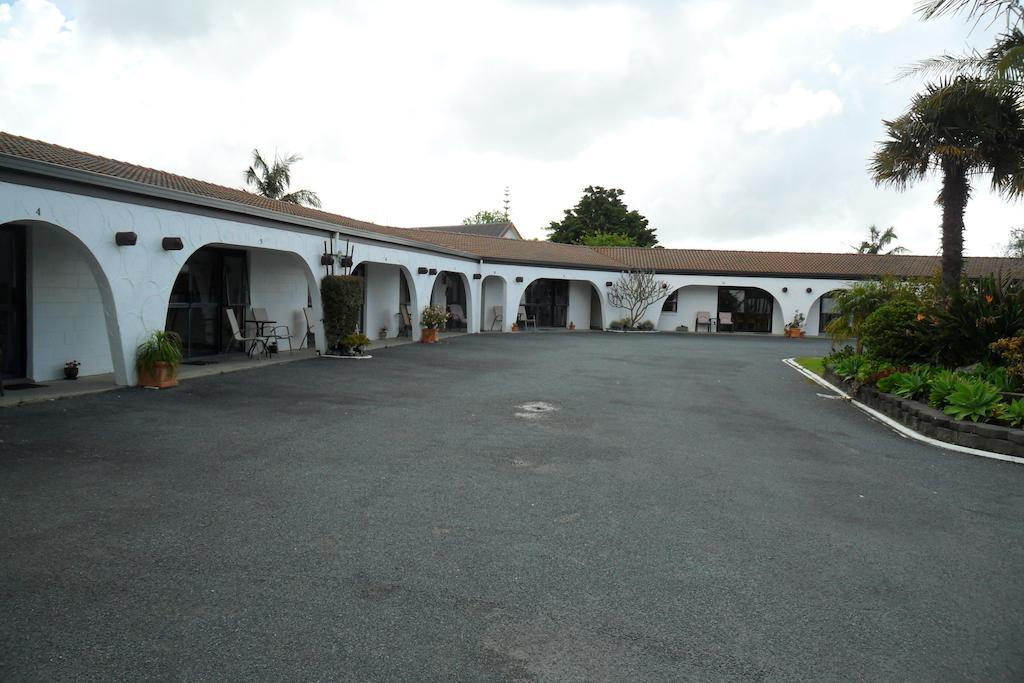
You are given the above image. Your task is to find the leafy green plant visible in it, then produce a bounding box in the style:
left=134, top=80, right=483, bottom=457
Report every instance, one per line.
left=136, top=330, right=183, bottom=374
left=340, top=333, right=371, bottom=354
left=876, top=371, right=905, bottom=393
left=609, top=319, right=624, bottom=331
left=935, top=275, right=1024, bottom=367
left=321, top=275, right=364, bottom=350
left=856, top=359, right=895, bottom=385
left=893, top=372, right=929, bottom=400
left=859, top=299, right=934, bottom=364
left=943, top=379, right=1002, bottom=422
left=927, top=370, right=960, bottom=408
left=825, top=278, right=933, bottom=352
left=832, top=354, right=866, bottom=380
left=997, top=399, right=1024, bottom=428
left=824, top=345, right=856, bottom=367
left=639, top=320, right=655, bottom=331
left=419, top=305, right=450, bottom=330
left=991, top=336, right=1024, bottom=382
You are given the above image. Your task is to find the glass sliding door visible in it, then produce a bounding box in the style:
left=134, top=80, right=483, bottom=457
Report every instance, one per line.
left=0, top=225, right=26, bottom=377
left=165, top=247, right=249, bottom=358
left=717, top=287, right=774, bottom=333
left=523, top=279, right=569, bottom=327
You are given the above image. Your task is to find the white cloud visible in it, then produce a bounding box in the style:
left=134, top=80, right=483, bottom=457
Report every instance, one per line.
left=742, top=83, right=844, bottom=134
left=0, top=0, right=1017, bottom=255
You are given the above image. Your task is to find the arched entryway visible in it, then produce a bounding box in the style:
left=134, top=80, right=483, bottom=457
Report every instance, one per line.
left=480, top=275, right=506, bottom=331
left=0, top=220, right=121, bottom=382
left=431, top=271, right=472, bottom=331
left=715, top=286, right=777, bottom=333
left=520, top=278, right=603, bottom=329
left=806, top=288, right=846, bottom=336
left=352, top=260, right=417, bottom=339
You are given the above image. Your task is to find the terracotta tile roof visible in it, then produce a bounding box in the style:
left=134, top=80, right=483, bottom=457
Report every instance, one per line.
left=410, top=222, right=523, bottom=239
left=2, top=131, right=1022, bottom=279
left=593, top=247, right=1024, bottom=279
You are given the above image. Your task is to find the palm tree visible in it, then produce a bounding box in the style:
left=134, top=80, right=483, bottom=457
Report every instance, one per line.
left=854, top=225, right=909, bottom=254
left=244, top=149, right=321, bottom=208
left=870, top=77, right=1024, bottom=292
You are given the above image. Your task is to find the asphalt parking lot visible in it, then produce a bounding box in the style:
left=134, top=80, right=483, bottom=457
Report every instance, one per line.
left=1, top=332, right=1022, bottom=680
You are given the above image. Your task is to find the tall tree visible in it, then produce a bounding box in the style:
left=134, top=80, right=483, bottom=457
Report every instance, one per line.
left=854, top=225, right=909, bottom=254
left=870, top=77, right=1024, bottom=291
left=462, top=209, right=507, bottom=224
left=546, top=186, right=657, bottom=247
left=244, top=149, right=321, bottom=208
left=580, top=232, right=639, bottom=247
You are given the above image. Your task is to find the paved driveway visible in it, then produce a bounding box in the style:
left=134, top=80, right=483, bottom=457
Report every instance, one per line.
left=2, top=333, right=1022, bottom=680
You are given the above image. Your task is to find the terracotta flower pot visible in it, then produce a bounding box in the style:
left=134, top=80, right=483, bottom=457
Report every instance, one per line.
left=138, top=361, right=178, bottom=389
left=420, top=327, right=439, bottom=344
left=64, top=366, right=79, bottom=380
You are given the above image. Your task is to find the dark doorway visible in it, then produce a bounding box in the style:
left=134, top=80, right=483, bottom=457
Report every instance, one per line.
left=818, top=291, right=842, bottom=334
left=524, top=279, right=569, bottom=327
left=165, top=247, right=249, bottom=358
left=0, top=225, right=26, bottom=378
left=717, top=287, right=774, bottom=333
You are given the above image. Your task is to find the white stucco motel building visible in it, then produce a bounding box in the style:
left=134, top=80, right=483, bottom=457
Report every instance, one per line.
left=1, top=131, right=1021, bottom=387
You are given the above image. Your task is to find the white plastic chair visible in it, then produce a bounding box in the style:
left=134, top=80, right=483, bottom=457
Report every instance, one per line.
left=251, top=307, right=293, bottom=351
left=226, top=308, right=268, bottom=358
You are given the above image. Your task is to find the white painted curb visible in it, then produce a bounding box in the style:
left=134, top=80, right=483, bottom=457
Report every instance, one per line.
left=783, top=358, right=1024, bottom=466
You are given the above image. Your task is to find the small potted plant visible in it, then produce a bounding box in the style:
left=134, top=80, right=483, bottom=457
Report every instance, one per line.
left=136, top=330, right=183, bottom=388
left=64, top=360, right=80, bottom=380
left=419, top=305, right=449, bottom=343
left=785, top=311, right=806, bottom=338
left=511, top=322, right=520, bottom=332
left=568, top=321, right=576, bottom=331
left=379, top=327, right=388, bottom=340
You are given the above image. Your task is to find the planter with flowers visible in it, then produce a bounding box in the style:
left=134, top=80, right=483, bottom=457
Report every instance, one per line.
left=785, top=311, right=806, bottom=338
left=64, top=360, right=80, bottom=380
left=420, top=305, right=450, bottom=343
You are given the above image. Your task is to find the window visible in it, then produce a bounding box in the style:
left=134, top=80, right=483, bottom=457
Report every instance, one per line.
left=662, top=289, right=678, bottom=312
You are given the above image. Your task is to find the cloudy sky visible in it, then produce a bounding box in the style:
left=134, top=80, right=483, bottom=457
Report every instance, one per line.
left=0, top=0, right=1020, bottom=254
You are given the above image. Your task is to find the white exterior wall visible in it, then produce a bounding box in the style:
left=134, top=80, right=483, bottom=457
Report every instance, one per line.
left=248, top=248, right=310, bottom=349
left=567, top=281, right=592, bottom=330
left=480, top=276, right=505, bottom=331
left=363, top=262, right=402, bottom=339
left=657, top=285, right=718, bottom=332
left=28, top=226, right=113, bottom=380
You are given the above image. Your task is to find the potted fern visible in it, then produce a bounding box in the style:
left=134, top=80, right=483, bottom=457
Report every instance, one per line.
left=136, top=330, right=183, bottom=388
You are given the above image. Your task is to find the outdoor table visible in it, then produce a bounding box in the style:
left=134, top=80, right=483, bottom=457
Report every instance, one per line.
left=244, top=319, right=276, bottom=357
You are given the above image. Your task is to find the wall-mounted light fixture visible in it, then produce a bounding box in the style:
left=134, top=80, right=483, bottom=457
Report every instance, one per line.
left=162, top=237, right=184, bottom=251
left=782, top=286, right=788, bottom=293
left=338, top=255, right=354, bottom=268
left=806, top=287, right=813, bottom=293
left=515, top=276, right=524, bottom=283
left=472, top=273, right=482, bottom=280
left=605, top=281, right=613, bottom=287
left=417, top=267, right=429, bottom=274
left=429, top=268, right=438, bottom=275
left=114, top=231, right=137, bottom=246
left=320, top=254, right=335, bottom=266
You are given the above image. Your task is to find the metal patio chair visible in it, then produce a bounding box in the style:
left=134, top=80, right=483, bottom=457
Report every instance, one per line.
left=695, top=311, right=712, bottom=333
left=518, top=305, right=537, bottom=331
left=717, top=312, right=734, bottom=332
left=398, top=304, right=413, bottom=338
left=301, top=307, right=318, bottom=348
left=226, top=308, right=269, bottom=358
left=251, top=307, right=293, bottom=351
left=490, top=305, right=503, bottom=331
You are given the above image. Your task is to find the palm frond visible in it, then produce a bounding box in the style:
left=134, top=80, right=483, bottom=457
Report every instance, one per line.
left=278, top=189, right=322, bottom=208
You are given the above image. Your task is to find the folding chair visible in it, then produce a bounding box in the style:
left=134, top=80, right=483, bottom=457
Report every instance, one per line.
left=518, top=305, right=538, bottom=331
left=398, top=304, right=413, bottom=338
left=695, top=311, right=712, bottom=333
left=226, top=308, right=269, bottom=358
left=251, top=307, right=293, bottom=351
left=490, top=305, right=503, bottom=331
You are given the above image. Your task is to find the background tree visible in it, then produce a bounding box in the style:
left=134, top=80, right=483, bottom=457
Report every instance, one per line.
left=462, top=209, right=507, bottom=224
left=854, top=225, right=909, bottom=254
left=546, top=186, right=657, bottom=247
left=870, top=77, right=1024, bottom=291
left=580, top=232, right=639, bottom=247
left=1004, top=225, right=1024, bottom=255
left=245, top=149, right=321, bottom=208
left=607, top=270, right=669, bottom=328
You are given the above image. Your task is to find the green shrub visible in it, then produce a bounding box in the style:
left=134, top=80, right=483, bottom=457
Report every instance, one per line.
left=824, top=345, right=856, bottom=368
left=876, top=371, right=904, bottom=393
left=997, top=399, right=1024, bottom=427
left=859, top=299, right=933, bottom=364
left=609, top=319, right=624, bottom=331
left=824, top=278, right=930, bottom=353
left=892, top=372, right=928, bottom=400
left=856, top=359, right=895, bottom=385
left=935, top=275, right=1024, bottom=367
left=927, top=370, right=960, bottom=408
left=943, top=379, right=1001, bottom=422
left=340, top=333, right=371, bottom=354
left=639, top=320, right=655, bottom=331
left=990, top=336, right=1024, bottom=382
left=321, top=275, right=364, bottom=350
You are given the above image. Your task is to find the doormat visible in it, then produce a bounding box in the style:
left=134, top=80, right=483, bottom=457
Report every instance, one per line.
left=2, top=383, right=46, bottom=391
left=182, top=360, right=218, bottom=366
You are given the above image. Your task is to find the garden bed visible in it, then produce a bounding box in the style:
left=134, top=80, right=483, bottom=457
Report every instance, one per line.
left=824, top=368, right=1024, bottom=457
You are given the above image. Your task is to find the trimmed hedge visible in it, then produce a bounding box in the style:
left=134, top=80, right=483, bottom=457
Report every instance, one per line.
left=321, top=275, right=364, bottom=351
